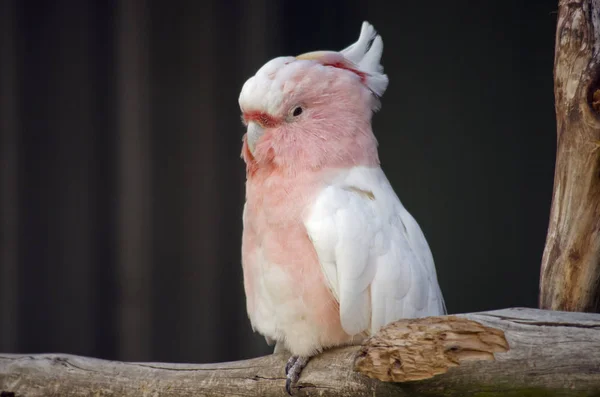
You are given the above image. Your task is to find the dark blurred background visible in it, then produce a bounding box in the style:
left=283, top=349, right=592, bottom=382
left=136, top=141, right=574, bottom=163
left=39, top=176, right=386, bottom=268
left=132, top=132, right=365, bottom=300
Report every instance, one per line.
left=0, top=0, right=557, bottom=363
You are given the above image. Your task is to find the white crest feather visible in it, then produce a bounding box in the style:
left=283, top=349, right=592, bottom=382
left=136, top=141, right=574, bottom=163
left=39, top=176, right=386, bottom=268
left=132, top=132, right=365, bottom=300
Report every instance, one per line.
left=341, top=21, right=388, bottom=97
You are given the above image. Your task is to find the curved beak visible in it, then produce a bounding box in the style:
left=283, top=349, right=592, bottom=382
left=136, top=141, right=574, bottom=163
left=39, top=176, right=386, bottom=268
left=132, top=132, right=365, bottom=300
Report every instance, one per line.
left=246, top=121, right=264, bottom=155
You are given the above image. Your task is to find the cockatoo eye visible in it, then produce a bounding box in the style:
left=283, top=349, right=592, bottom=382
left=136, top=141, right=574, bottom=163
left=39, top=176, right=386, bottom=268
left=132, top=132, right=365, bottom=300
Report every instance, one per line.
left=292, top=106, right=303, bottom=117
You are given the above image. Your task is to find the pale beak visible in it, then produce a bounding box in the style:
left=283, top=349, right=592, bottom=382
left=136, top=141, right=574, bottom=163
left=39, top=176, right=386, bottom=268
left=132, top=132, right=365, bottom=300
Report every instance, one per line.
left=247, top=121, right=264, bottom=155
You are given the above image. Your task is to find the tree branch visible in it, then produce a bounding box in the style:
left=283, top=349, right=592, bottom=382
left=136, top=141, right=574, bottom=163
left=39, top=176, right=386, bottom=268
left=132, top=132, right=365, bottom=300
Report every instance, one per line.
left=1, top=308, right=599, bottom=396
left=540, top=0, right=600, bottom=312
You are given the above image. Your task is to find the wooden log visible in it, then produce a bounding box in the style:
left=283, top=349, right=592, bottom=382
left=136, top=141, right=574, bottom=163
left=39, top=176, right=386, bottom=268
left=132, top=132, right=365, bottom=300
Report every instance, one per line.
left=1, top=308, right=599, bottom=396
left=540, top=0, right=600, bottom=312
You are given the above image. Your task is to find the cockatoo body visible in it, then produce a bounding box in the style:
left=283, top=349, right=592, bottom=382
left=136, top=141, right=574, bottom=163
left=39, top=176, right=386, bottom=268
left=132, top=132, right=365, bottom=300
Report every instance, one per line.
left=239, top=22, right=445, bottom=394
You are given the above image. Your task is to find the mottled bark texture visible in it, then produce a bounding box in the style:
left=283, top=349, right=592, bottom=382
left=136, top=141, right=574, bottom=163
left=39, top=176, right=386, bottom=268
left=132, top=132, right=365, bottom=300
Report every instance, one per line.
left=540, top=0, right=600, bottom=311
left=1, top=308, right=600, bottom=396
left=354, top=315, right=509, bottom=382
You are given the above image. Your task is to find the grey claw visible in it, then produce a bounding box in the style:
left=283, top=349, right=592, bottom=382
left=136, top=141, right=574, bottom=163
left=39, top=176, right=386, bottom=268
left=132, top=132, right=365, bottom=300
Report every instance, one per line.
left=284, top=355, right=310, bottom=395
left=285, top=355, right=298, bottom=376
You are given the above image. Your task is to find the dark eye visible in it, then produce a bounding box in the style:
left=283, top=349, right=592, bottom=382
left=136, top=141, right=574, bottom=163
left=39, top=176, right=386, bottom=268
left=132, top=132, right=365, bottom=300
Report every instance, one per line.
left=292, top=106, right=303, bottom=117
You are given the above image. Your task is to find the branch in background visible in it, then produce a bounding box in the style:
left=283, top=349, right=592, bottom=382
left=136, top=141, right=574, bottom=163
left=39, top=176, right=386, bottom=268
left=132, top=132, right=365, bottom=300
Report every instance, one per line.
left=1, top=308, right=599, bottom=396
left=540, top=0, right=600, bottom=312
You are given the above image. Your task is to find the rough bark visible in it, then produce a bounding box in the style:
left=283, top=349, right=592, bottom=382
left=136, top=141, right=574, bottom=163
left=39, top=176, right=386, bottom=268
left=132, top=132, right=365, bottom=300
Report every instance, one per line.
left=540, top=0, right=600, bottom=312
left=1, top=308, right=599, bottom=396
left=354, top=315, right=509, bottom=382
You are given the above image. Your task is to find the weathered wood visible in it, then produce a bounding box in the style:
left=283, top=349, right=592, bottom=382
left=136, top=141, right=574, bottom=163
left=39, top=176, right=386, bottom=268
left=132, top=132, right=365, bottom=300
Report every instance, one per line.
left=540, top=0, right=600, bottom=312
left=354, top=316, right=509, bottom=382
left=1, top=308, right=599, bottom=396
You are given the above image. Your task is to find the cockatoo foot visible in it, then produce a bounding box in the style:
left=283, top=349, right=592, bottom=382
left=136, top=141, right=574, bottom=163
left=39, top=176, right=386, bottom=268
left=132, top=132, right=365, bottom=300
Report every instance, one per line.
left=285, top=355, right=310, bottom=395
left=284, top=355, right=298, bottom=376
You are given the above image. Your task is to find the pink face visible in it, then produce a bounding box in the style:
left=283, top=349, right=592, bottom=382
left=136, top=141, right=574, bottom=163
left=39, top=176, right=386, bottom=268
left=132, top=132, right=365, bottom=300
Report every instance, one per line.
left=239, top=56, right=380, bottom=175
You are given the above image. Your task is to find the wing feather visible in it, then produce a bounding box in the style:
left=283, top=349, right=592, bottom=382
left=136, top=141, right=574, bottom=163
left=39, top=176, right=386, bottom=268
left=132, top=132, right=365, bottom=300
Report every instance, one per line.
left=304, top=166, right=445, bottom=336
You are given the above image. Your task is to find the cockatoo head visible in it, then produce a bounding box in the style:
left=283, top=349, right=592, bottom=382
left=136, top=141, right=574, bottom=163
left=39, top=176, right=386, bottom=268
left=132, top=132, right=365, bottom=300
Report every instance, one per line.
left=239, top=22, right=388, bottom=175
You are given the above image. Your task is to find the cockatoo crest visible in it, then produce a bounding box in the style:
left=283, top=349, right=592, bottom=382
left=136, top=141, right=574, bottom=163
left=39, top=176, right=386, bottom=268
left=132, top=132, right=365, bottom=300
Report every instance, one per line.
left=296, top=22, right=388, bottom=99
left=239, top=22, right=388, bottom=117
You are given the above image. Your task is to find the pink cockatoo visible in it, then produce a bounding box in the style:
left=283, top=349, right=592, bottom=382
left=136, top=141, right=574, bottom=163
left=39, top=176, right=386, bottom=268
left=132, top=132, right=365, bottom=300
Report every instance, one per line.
left=239, top=21, right=446, bottom=394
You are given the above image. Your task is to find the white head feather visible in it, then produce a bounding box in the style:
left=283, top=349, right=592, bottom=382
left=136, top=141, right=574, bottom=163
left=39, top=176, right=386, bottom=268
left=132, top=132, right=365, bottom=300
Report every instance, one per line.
left=341, top=21, right=388, bottom=98
left=239, top=21, right=389, bottom=115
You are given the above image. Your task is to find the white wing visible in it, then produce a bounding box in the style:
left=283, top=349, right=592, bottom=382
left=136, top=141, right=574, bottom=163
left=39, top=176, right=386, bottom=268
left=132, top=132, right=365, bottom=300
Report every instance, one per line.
left=304, top=166, right=445, bottom=336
